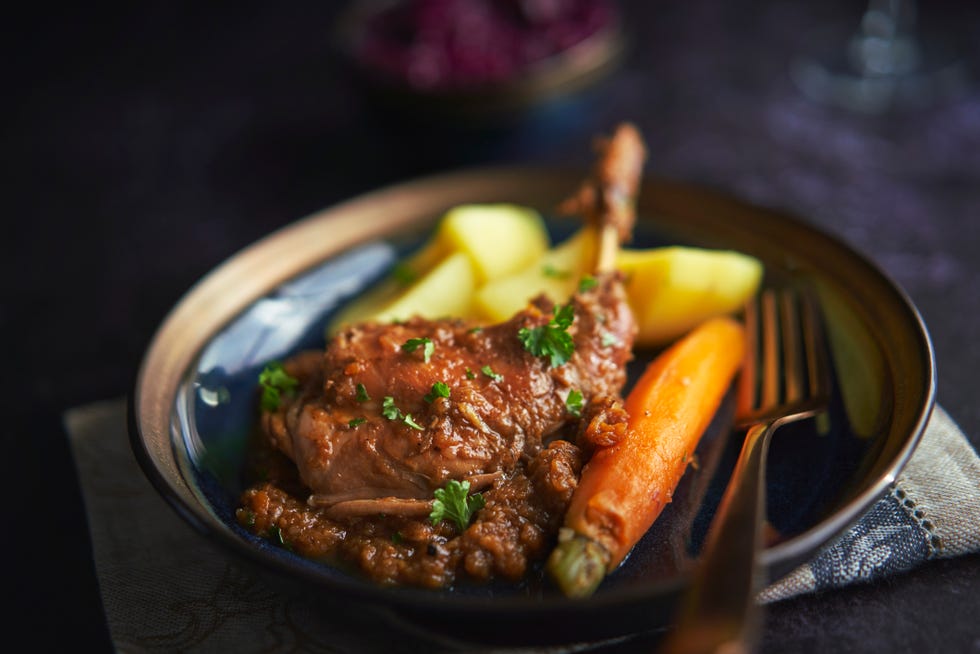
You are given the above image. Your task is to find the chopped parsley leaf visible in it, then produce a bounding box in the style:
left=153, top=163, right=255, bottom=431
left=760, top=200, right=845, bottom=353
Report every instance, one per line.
left=355, top=383, right=371, bottom=402
left=601, top=331, right=621, bottom=347
left=566, top=389, right=584, bottom=417
left=429, top=480, right=486, bottom=531
left=348, top=417, right=367, bottom=428
left=391, top=263, right=417, bottom=285
left=424, top=381, right=451, bottom=403
left=381, top=396, right=424, bottom=430
left=578, top=275, right=598, bottom=292
left=381, top=396, right=401, bottom=420
left=517, top=303, right=575, bottom=367
left=481, top=365, right=503, bottom=382
left=402, top=337, right=435, bottom=362
left=258, top=361, right=299, bottom=412
left=465, top=367, right=476, bottom=380
left=267, top=524, right=292, bottom=550
left=543, top=263, right=571, bottom=279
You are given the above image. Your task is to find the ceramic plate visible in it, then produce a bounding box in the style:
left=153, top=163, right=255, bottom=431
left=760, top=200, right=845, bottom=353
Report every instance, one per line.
left=129, top=168, right=934, bottom=646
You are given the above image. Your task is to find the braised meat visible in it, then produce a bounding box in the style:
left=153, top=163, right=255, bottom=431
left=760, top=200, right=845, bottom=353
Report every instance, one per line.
left=262, top=271, right=634, bottom=516
left=238, top=123, right=648, bottom=587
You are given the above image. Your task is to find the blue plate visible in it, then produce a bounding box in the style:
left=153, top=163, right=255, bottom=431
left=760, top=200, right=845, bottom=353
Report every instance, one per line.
left=129, top=168, right=934, bottom=646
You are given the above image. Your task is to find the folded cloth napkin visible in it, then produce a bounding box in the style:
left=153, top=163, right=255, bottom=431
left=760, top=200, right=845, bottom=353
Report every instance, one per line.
left=66, top=399, right=980, bottom=653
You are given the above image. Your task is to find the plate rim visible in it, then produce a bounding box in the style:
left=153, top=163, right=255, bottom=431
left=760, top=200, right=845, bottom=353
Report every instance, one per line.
left=128, top=164, right=936, bottom=635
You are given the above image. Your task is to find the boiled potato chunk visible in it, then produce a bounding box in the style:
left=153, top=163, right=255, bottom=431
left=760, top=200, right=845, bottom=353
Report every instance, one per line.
left=327, top=237, right=450, bottom=332
left=371, top=251, right=478, bottom=324
left=437, top=204, right=549, bottom=283
left=619, top=246, right=763, bottom=346
left=328, top=204, right=545, bottom=331
left=395, top=235, right=452, bottom=282
left=328, top=201, right=763, bottom=350
left=474, top=228, right=596, bottom=322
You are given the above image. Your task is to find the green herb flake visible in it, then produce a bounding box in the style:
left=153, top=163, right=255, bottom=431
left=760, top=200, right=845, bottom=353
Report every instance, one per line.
left=348, top=417, right=367, bottom=428
left=543, top=263, right=571, bottom=279
left=391, top=263, right=417, bottom=285
left=578, top=275, right=598, bottom=292
left=517, top=303, right=576, bottom=367
left=267, top=524, right=292, bottom=550
left=391, top=532, right=404, bottom=544
left=258, top=361, right=299, bottom=412
left=481, top=365, right=503, bottom=382
left=429, top=480, right=486, bottom=531
left=382, top=396, right=424, bottom=430
left=465, top=367, right=476, bottom=380
left=424, top=381, right=451, bottom=403
left=566, top=389, right=584, bottom=418
left=402, top=337, right=435, bottom=363
left=355, top=383, right=371, bottom=402
left=381, top=396, right=401, bottom=420
left=600, top=330, right=621, bottom=348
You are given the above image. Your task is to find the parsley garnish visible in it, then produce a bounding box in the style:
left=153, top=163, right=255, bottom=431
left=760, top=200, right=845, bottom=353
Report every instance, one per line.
left=600, top=331, right=621, bottom=347
left=518, top=304, right=576, bottom=367
left=566, top=389, right=584, bottom=417
left=429, top=480, right=486, bottom=531
left=481, top=365, right=503, bottom=382
left=424, top=381, right=450, bottom=403
left=391, top=263, right=417, bottom=285
left=465, top=367, right=476, bottom=380
left=543, top=263, right=571, bottom=279
left=258, top=361, right=299, bottom=411
left=381, top=396, right=401, bottom=420
left=381, top=396, right=424, bottom=430
left=348, top=417, right=367, bottom=428
left=267, top=524, right=292, bottom=550
left=355, top=383, right=371, bottom=402
left=402, top=337, right=435, bottom=363
left=578, top=275, right=598, bottom=292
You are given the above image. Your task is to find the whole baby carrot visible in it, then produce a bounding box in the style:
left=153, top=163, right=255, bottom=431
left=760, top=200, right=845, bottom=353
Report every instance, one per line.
left=547, top=316, right=746, bottom=597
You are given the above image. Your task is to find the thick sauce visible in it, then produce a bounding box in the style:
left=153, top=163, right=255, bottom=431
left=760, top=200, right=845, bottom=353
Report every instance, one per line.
left=235, top=278, right=634, bottom=588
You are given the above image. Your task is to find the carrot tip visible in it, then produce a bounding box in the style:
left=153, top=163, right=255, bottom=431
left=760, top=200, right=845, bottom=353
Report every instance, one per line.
left=546, top=531, right=611, bottom=598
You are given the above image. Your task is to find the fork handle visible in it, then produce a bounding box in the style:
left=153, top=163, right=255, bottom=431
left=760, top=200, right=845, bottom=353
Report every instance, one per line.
left=659, top=421, right=775, bottom=654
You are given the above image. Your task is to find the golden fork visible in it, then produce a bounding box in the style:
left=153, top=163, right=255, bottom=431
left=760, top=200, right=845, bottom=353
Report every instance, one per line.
left=660, top=286, right=833, bottom=654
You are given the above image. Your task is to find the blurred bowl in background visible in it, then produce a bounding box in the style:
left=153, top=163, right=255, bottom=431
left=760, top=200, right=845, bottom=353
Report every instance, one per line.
left=334, top=0, right=626, bottom=121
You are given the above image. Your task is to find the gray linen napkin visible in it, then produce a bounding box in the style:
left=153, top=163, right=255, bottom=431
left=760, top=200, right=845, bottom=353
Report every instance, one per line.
left=66, top=399, right=980, bottom=653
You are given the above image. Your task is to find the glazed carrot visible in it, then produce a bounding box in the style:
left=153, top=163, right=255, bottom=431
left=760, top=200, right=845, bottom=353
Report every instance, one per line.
left=547, top=316, right=746, bottom=597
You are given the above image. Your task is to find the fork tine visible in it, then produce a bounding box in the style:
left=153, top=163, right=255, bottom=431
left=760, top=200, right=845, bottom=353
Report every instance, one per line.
left=737, top=291, right=760, bottom=418
left=800, top=288, right=832, bottom=404
left=780, top=288, right=806, bottom=404
left=760, top=289, right=780, bottom=409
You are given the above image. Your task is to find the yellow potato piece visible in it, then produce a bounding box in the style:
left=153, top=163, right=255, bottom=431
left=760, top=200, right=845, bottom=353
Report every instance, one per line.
left=327, top=237, right=449, bottom=332
left=619, top=246, right=763, bottom=347
left=328, top=201, right=763, bottom=351
left=437, top=204, right=549, bottom=283
left=328, top=204, right=545, bottom=331
left=372, top=251, right=478, bottom=324
left=474, top=228, right=596, bottom=322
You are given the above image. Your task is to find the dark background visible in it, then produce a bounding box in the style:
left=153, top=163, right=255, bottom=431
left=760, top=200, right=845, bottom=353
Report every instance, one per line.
left=6, top=1, right=979, bottom=651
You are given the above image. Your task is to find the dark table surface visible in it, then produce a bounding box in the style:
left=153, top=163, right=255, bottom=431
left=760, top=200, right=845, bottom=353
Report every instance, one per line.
left=7, top=1, right=980, bottom=652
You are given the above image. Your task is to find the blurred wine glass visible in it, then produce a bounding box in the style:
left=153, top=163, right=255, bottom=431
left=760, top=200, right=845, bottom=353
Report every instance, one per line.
left=790, top=0, right=971, bottom=114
